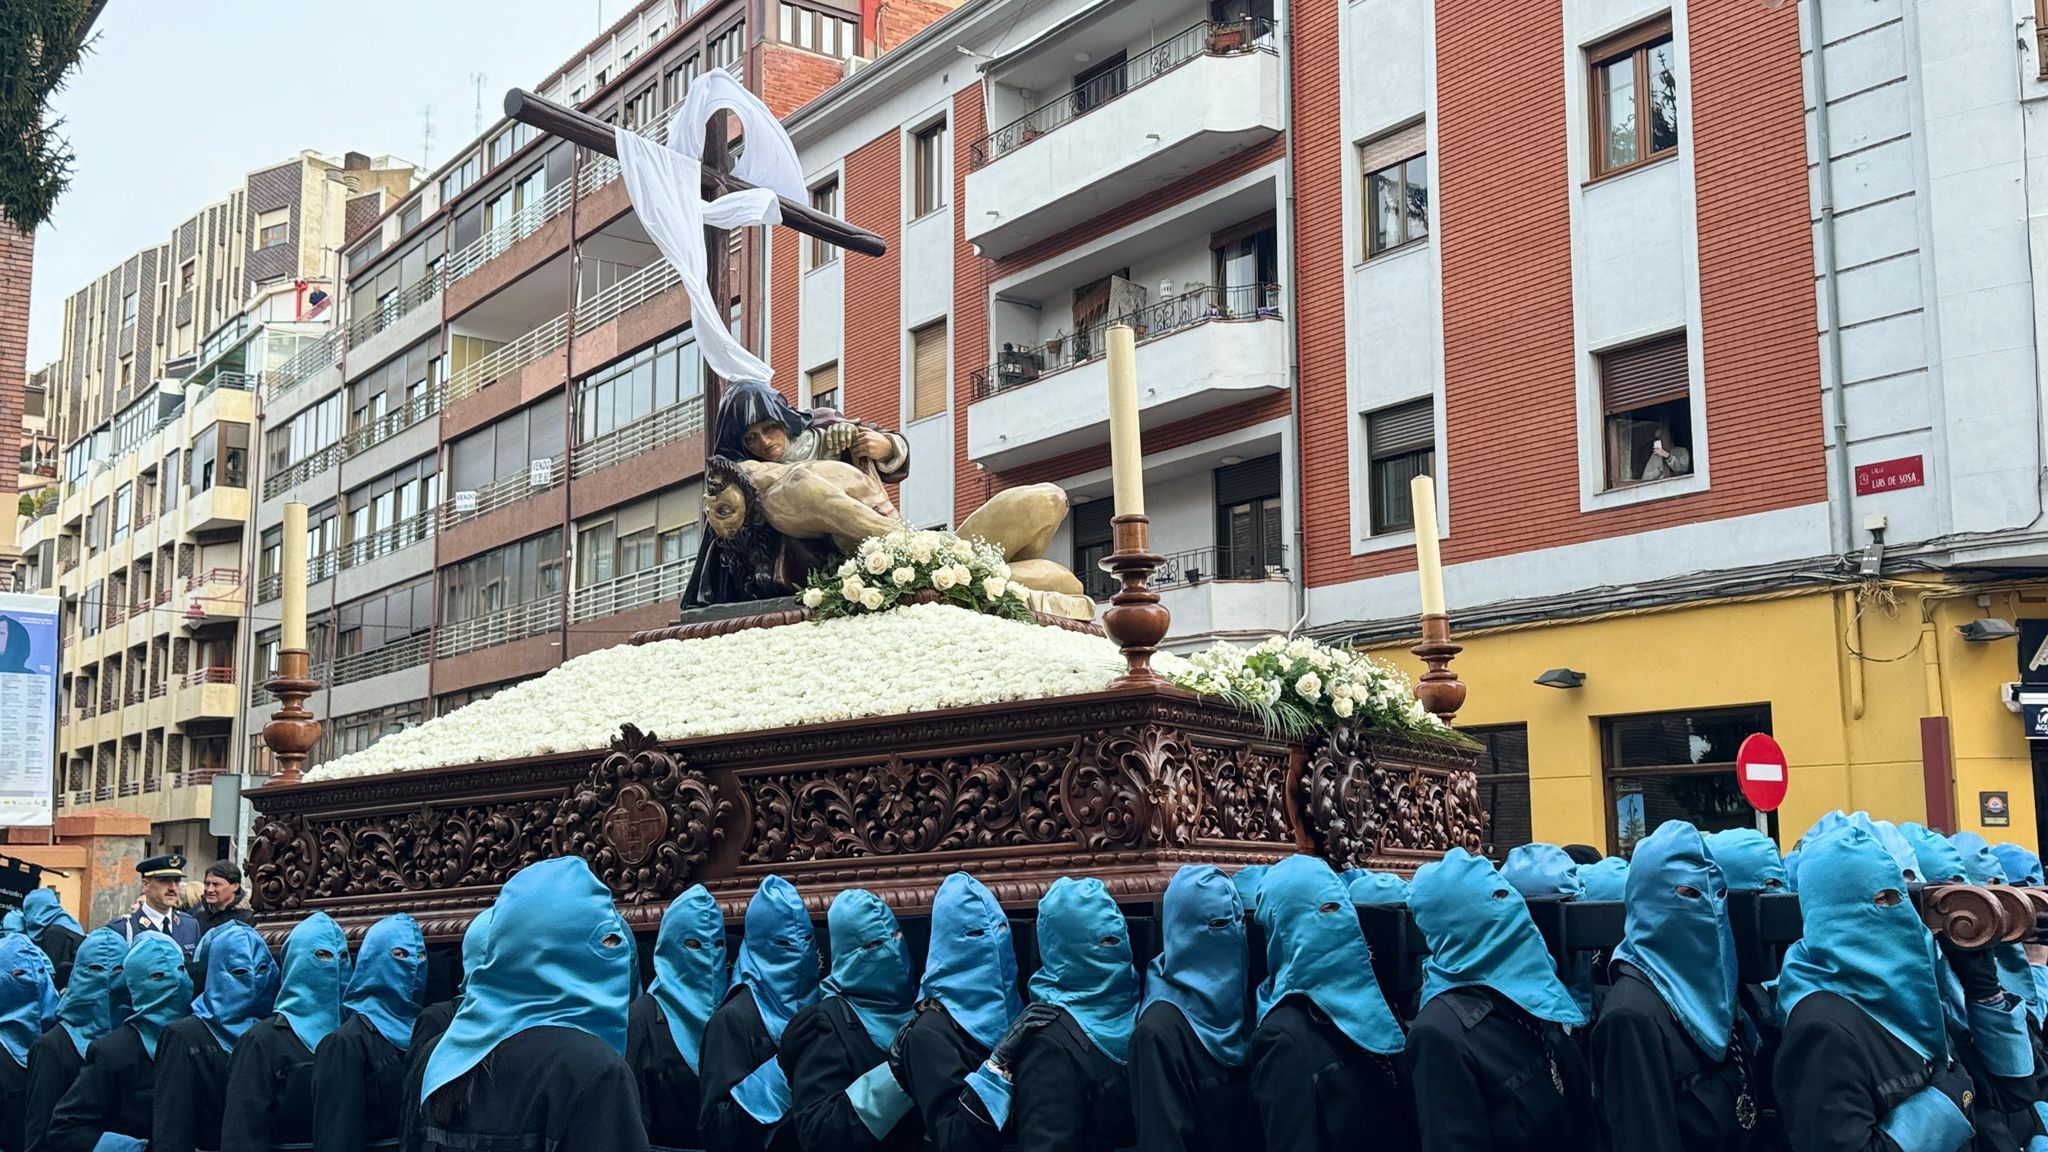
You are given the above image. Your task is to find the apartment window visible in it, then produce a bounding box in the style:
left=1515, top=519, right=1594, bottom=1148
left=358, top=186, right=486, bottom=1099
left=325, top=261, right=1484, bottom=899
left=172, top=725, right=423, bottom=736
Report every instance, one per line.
left=441, top=153, right=483, bottom=203
left=118, top=356, right=133, bottom=391
left=1215, top=455, right=1284, bottom=579
left=573, top=331, right=703, bottom=443
left=624, top=84, right=660, bottom=132
left=343, top=456, right=438, bottom=559
left=488, top=130, right=515, bottom=168
left=778, top=3, right=856, bottom=56
left=1366, top=400, right=1434, bottom=534
left=120, top=292, right=137, bottom=328
left=178, top=261, right=195, bottom=295
left=160, top=452, right=179, bottom=514
left=256, top=208, right=290, bottom=249
left=709, top=21, right=745, bottom=73
left=1361, top=123, right=1428, bottom=258
left=1072, top=53, right=1128, bottom=116
left=188, top=422, right=248, bottom=491
left=808, top=179, right=840, bottom=267
left=913, top=119, right=949, bottom=218
left=336, top=580, right=431, bottom=660
left=266, top=393, right=342, bottom=474
left=86, top=500, right=106, bottom=555
left=349, top=337, right=439, bottom=434
left=1465, top=725, right=1533, bottom=860
left=1599, top=332, right=1693, bottom=489
left=664, top=58, right=700, bottom=105
left=1212, top=217, right=1278, bottom=305
left=1590, top=18, right=1679, bottom=178
left=1604, top=704, right=1773, bottom=856
left=807, top=362, right=840, bottom=411
left=1072, top=499, right=1115, bottom=600
left=400, top=201, right=423, bottom=234
left=438, top=529, right=563, bottom=626
left=331, top=702, right=427, bottom=757
left=447, top=395, right=567, bottom=498
left=111, top=484, right=131, bottom=545
left=909, top=321, right=948, bottom=421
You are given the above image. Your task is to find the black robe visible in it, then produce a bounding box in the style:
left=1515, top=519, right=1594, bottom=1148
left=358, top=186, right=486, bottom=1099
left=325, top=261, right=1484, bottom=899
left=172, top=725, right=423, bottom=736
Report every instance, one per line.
left=153, top=1015, right=231, bottom=1152
left=892, top=1006, right=1000, bottom=1152
left=220, top=1014, right=319, bottom=1152
left=0, top=1050, right=25, bottom=1152
left=31, top=928, right=81, bottom=993
left=42, top=1023, right=155, bottom=1152
left=627, top=994, right=708, bottom=1151
left=1941, top=996, right=2037, bottom=1152
left=1010, top=1007, right=1134, bottom=1152
left=1248, top=996, right=1414, bottom=1152
left=314, top=1013, right=411, bottom=1152
left=1132, top=1000, right=1261, bottom=1152
left=698, top=988, right=799, bottom=1152
left=24, top=1026, right=84, bottom=1152
left=1407, top=987, right=1595, bottom=1152
left=410, top=1001, right=457, bottom=1067
left=781, top=997, right=923, bottom=1152
left=1591, top=964, right=1750, bottom=1152
left=398, top=1025, right=648, bottom=1152
left=1774, top=990, right=1969, bottom=1152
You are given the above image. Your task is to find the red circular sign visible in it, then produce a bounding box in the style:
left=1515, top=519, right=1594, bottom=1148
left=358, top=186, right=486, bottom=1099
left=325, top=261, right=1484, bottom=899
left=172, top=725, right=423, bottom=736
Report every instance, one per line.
left=1735, top=733, right=1788, bottom=812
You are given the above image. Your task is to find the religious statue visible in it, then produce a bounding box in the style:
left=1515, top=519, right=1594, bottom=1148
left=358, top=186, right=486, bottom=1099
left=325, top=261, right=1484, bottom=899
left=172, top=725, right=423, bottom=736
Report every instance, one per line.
left=682, top=381, right=1093, bottom=620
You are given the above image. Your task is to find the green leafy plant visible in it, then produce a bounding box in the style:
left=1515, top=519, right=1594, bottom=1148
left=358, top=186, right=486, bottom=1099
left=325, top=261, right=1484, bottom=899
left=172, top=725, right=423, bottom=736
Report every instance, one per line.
left=1169, top=634, right=1465, bottom=743
left=802, top=528, right=1035, bottom=623
left=1, top=0, right=103, bottom=233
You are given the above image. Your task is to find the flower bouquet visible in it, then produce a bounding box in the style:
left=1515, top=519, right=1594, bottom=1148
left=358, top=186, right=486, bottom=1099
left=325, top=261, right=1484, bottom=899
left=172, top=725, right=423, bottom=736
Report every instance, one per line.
left=1169, top=634, right=1455, bottom=740
left=802, top=528, right=1035, bottom=623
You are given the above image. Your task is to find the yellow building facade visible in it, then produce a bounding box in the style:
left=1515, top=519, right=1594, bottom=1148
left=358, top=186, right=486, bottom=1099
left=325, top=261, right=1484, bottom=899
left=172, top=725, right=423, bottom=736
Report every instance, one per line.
left=1363, top=580, right=2046, bottom=855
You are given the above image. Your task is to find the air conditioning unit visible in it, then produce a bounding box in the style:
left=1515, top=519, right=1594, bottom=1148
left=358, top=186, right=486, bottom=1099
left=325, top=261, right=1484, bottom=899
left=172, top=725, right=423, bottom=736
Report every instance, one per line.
left=844, top=55, right=874, bottom=78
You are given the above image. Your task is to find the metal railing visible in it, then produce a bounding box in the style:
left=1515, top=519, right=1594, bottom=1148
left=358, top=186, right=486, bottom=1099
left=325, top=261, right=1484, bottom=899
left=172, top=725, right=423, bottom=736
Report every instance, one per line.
left=149, top=680, right=166, bottom=699
left=345, top=274, right=443, bottom=348
left=969, top=19, right=1276, bottom=168
left=118, top=776, right=139, bottom=798
left=183, top=665, right=235, bottom=687
left=971, top=284, right=1283, bottom=401
left=575, top=260, right=681, bottom=333
left=579, top=94, right=693, bottom=195
left=439, top=453, right=565, bottom=528
left=186, top=567, right=242, bottom=592
left=204, top=371, right=260, bottom=398
left=572, top=397, right=705, bottom=478
left=435, top=596, right=558, bottom=659
left=256, top=574, right=280, bottom=603
left=262, top=443, right=341, bottom=500
left=264, top=335, right=342, bottom=399
left=340, top=513, right=434, bottom=569
left=341, top=387, right=441, bottom=458
left=571, top=556, right=694, bottom=623
left=1084, top=544, right=1290, bottom=600
left=444, top=181, right=574, bottom=284
left=443, top=313, right=571, bottom=404
left=332, top=631, right=430, bottom=686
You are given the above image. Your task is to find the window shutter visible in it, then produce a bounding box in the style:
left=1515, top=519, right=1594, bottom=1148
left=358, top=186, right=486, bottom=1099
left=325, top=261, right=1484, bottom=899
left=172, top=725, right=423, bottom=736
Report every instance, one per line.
left=1367, top=400, right=1435, bottom=459
left=911, top=322, right=948, bottom=420
left=1360, top=121, right=1428, bottom=177
left=1214, top=454, right=1282, bottom=506
left=807, top=362, right=839, bottom=406
left=1600, top=333, right=1689, bottom=413
left=1072, top=498, right=1115, bottom=547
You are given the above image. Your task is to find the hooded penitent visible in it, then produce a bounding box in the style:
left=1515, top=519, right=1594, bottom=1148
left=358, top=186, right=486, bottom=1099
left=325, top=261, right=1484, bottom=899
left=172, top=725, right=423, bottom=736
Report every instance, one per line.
left=0, top=936, right=56, bottom=1067
left=731, top=874, right=822, bottom=1044
left=1254, top=855, right=1404, bottom=1057
left=1898, top=824, right=1968, bottom=885
left=273, top=913, right=350, bottom=1053
left=1231, top=865, right=1269, bottom=910
left=1502, top=845, right=1584, bottom=901
left=651, top=885, right=729, bottom=1074
left=1580, top=858, right=1631, bottom=902
left=1028, top=877, right=1141, bottom=1064
left=346, top=913, right=427, bottom=1049
left=1992, top=843, right=2044, bottom=886
left=1702, top=828, right=1788, bottom=892
left=918, top=872, right=1021, bottom=1050
left=1145, top=865, right=1253, bottom=1066
left=1348, top=871, right=1411, bottom=907
left=820, top=889, right=916, bottom=1050
left=56, top=928, right=128, bottom=1057
left=1610, top=822, right=1738, bottom=1057
left=1409, top=848, right=1585, bottom=1027
left=1775, top=824, right=1946, bottom=1061
left=421, top=857, right=635, bottom=1102
left=20, top=888, right=82, bottom=947
left=190, top=922, right=280, bottom=1051
left=125, top=934, right=194, bottom=1058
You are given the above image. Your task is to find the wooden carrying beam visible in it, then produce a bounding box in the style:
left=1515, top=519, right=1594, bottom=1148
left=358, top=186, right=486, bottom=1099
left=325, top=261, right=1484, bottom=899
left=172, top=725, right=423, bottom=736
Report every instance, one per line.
left=502, top=88, right=888, bottom=258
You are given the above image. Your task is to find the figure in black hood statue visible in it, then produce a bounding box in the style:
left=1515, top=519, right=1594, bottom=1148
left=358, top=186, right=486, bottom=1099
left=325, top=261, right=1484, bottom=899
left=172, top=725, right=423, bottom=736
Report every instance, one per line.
left=681, top=379, right=1092, bottom=620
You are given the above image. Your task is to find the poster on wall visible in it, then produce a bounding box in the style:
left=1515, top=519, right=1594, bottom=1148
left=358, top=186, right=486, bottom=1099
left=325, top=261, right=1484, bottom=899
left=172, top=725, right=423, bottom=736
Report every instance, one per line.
left=0, top=593, right=59, bottom=826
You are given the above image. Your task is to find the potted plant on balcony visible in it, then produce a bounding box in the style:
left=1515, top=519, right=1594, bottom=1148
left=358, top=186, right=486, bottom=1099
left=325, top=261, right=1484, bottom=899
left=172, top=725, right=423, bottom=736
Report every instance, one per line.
left=1209, top=21, right=1250, bottom=53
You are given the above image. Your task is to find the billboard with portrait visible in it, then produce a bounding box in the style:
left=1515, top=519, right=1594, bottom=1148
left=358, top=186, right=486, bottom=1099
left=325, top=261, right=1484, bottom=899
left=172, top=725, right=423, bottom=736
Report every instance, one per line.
left=0, top=593, right=59, bottom=825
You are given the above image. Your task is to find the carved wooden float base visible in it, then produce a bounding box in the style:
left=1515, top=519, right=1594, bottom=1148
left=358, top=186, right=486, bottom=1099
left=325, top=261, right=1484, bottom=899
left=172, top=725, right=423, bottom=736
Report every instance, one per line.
left=247, top=687, right=1480, bottom=944
left=631, top=593, right=1106, bottom=646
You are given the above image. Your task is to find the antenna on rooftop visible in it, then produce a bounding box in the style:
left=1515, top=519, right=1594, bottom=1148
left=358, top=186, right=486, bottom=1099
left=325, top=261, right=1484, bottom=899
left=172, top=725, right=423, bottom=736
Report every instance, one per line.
left=470, top=72, right=489, bottom=137
left=419, top=105, right=435, bottom=167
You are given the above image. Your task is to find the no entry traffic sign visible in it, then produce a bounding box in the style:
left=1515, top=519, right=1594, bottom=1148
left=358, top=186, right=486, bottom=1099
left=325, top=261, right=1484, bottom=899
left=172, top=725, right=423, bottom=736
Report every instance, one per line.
left=1735, top=733, right=1787, bottom=812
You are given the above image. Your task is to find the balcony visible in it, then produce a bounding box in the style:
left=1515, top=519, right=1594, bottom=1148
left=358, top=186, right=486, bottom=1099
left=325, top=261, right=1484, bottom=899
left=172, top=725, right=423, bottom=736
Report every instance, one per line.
left=186, top=481, right=250, bottom=534
left=440, top=454, right=566, bottom=530
left=573, top=397, right=705, bottom=478
left=436, top=596, right=558, bottom=660
left=575, top=259, right=680, bottom=335
left=445, top=182, right=573, bottom=285
left=968, top=285, right=1287, bottom=469
left=444, top=315, right=570, bottom=406
left=255, top=552, right=333, bottom=604
left=346, top=274, right=443, bottom=349
left=571, top=556, right=694, bottom=623
left=174, top=666, right=238, bottom=729
left=341, top=388, right=441, bottom=461
left=181, top=568, right=245, bottom=626
left=340, top=513, right=434, bottom=570
left=332, top=631, right=430, bottom=687
left=264, top=334, right=342, bottom=401
left=578, top=95, right=692, bottom=198
left=966, top=20, right=1281, bottom=258
left=262, top=444, right=340, bottom=501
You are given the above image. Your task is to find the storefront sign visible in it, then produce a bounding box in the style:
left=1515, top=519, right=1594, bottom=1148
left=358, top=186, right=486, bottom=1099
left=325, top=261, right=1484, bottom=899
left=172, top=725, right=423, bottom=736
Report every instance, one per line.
left=1854, top=455, right=1925, bottom=495
left=1982, top=791, right=2011, bottom=827
left=2016, top=621, right=2048, bottom=739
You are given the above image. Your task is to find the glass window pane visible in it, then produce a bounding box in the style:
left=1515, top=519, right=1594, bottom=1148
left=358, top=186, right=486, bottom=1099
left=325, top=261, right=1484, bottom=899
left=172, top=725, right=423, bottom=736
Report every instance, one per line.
left=1601, top=55, right=1638, bottom=171
left=1648, top=40, right=1679, bottom=155
left=1404, top=156, right=1430, bottom=241
left=1368, top=168, right=1402, bottom=256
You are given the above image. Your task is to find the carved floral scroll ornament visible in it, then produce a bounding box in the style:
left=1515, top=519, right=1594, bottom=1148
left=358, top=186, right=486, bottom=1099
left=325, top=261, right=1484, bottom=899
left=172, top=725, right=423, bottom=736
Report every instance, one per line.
left=554, top=725, right=730, bottom=902
left=1295, top=722, right=1486, bottom=870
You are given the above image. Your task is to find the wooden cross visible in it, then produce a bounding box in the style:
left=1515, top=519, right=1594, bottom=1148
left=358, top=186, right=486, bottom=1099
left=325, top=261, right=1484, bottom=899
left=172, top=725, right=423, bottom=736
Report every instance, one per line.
left=503, top=89, right=886, bottom=420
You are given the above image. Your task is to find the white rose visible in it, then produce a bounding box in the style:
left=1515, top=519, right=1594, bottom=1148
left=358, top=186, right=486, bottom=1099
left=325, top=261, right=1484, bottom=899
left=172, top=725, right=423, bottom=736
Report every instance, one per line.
left=952, top=539, right=975, bottom=561
left=892, top=566, right=916, bottom=587
left=1286, top=638, right=1315, bottom=660
left=952, top=564, right=974, bottom=586
left=983, top=576, right=1007, bottom=599
left=841, top=578, right=865, bottom=599
left=837, top=560, right=857, bottom=577
left=801, top=588, right=824, bottom=608
left=1309, top=651, right=1332, bottom=671
left=1333, top=694, right=1354, bottom=719
left=860, top=589, right=885, bottom=610
left=932, top=567, right=958, bottom=590
left=1295, top=672, right=1322, bottom=701
left=909, top=539, right=934, bottom=563
left=1009, top=582, right=1028, bottom=599
left=864, top=551, right=892, bottom=574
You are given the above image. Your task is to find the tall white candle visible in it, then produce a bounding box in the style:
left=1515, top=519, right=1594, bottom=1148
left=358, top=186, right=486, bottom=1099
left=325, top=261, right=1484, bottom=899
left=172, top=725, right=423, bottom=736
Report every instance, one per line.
left=281, top=502, right=308, bottom=651
left=1410, top=475, right=1445, bottom=616
left=1105, top=324, right=1144, bottom=517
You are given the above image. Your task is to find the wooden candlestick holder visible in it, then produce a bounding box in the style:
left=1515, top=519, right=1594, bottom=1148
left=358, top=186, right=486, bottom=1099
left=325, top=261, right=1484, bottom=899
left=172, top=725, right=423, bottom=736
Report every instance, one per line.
left=1099, top=514, right=1169, bottom=688
left=262, top=648, right=322, bottom=785
left=1411, top=612, right=1466, bottom=724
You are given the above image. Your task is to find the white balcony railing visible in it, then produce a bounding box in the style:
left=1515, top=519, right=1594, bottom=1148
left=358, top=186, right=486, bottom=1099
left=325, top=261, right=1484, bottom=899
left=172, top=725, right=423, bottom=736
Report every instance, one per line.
left=570, top=556, right=694, bottom=623
left=439, top=453, right=566, bottom=528
left=332, top=631, right=431, bottom=686
left=341, top=387, right=442, bottom=459
left=443, top=315, right=571, bottom=404
left=578, top=94, right=692, bottom=195
left=265, top=333, right=343, bottom=400
left=572, top=397, right=705, bottom=478
left=443, top=181, right=574, bottom=284
left=575, top=260, right=681, bottom=334
left=339, top=513, right=435, bottom=570
left=345, top=275, right=442, bottom=348
left=435, top=596, right=558, bottom=659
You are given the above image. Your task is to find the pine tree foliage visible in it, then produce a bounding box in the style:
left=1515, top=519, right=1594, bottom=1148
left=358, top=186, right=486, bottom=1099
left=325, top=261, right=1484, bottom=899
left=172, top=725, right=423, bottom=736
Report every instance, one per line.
left=1, top=0, right=104, bottom=234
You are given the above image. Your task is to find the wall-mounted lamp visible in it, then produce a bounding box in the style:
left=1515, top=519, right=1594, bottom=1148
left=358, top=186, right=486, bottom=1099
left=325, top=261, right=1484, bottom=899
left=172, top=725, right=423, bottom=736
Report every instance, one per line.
left=1534, top=668, right=1586, bottom=689
left=1958, top=618, right=2020, bottom=643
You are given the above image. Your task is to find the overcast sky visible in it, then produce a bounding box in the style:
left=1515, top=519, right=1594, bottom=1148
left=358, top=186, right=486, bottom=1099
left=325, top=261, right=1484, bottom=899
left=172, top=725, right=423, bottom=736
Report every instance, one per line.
left=27, top=0, right=618, bottom=366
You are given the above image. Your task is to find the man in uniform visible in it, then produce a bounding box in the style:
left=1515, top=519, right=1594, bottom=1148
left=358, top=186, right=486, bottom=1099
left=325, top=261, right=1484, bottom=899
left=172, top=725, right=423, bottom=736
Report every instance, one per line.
left=106, top=852, right=201, bottom=957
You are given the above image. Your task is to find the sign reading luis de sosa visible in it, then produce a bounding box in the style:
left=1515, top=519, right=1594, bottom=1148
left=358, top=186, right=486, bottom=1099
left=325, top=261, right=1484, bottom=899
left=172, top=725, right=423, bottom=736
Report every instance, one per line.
left=2018, top=619, right=2048, bottom=740
left=0, top=593, right=59, bottom=825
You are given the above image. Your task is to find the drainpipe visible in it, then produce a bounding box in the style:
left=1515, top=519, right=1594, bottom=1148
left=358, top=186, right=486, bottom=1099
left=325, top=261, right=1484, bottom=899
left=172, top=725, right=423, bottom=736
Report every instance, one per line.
left=1276, top=0, right=1307, bottom=633
left=1807, top=0, right=1856, bottom=557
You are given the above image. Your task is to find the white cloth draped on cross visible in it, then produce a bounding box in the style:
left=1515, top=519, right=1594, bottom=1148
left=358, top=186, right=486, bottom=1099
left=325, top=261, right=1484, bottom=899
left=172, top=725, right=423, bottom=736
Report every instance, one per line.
left=614, top=69, right=807, bottom=386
